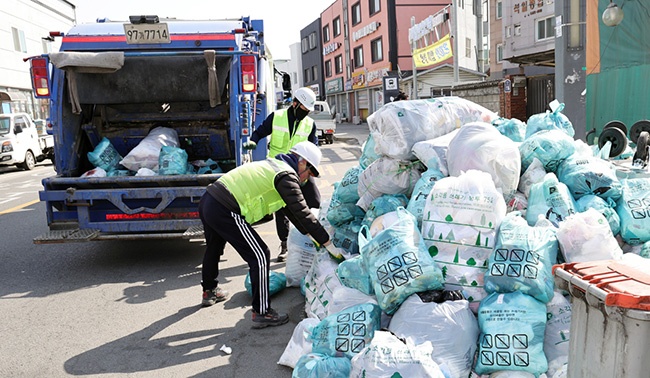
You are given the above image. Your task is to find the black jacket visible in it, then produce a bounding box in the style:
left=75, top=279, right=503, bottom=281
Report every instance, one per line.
left=206, top=155, right=329, bottom=245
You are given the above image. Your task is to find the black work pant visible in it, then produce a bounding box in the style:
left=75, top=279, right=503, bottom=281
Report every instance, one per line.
left=274, top=176, right=321, bottom=244
left=199, top=193, right=271, bottom=315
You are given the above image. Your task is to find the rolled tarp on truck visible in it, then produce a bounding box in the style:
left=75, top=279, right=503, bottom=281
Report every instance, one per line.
left=28, top=16, right=274, bottom=243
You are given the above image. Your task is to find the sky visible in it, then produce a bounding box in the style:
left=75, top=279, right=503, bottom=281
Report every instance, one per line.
left=71, top=0, right=335, bottom=60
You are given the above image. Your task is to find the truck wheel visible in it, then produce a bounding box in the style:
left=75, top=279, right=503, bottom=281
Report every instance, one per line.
left=21, top=151, right=36, bottom=170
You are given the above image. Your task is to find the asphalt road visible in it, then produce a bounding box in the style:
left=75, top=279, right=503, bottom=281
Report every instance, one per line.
left=0, top=140, right=361, bottom=377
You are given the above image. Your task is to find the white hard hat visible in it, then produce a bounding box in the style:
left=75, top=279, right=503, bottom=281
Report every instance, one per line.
left=293, top=87, right=317, bottom=111
left=290, top=141, right=322, bottom=177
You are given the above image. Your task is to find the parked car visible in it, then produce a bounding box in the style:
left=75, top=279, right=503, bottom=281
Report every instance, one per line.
left=0, top=113, right=54, bottom=170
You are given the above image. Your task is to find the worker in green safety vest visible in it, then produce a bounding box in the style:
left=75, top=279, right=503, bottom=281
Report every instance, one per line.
left=242, top=87, right=321, bottom=262
left=198, top=141, right=331, bottom=328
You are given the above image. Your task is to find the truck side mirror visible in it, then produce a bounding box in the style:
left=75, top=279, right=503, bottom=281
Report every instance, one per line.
left=14, top=125, right=23, bottom=134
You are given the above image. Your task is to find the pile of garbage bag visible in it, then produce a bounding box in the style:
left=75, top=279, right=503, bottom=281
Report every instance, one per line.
left=276, top=96, right=649, bottom=378
left=83, top=126, right=224, bottom=177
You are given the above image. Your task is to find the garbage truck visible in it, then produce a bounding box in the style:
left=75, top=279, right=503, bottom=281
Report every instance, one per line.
left=27, top=15, right=276, bottom=243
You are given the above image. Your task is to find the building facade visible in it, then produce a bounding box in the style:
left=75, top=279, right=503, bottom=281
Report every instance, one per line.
left=0, top=0, right=75, bottom=118
left=300, top=19, right=325, bottom=101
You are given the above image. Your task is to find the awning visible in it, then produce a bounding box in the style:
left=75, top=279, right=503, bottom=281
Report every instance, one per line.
left=504, top=50, right=555, bottom=67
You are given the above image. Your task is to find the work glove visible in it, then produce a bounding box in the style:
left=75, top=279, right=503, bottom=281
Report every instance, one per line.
left=242, top=141, right=257, bottom=150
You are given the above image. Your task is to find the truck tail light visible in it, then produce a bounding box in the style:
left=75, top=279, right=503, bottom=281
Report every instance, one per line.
left=30, top=57, right=50, bottom=98
left=240, top=55, right=257, bottom=93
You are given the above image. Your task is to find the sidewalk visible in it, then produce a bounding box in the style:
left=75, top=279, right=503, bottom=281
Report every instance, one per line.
left=333, top=121, right=370, bottom=146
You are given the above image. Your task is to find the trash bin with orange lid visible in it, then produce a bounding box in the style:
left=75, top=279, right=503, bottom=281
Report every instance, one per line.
left=553, top=255, right=650, bottom=378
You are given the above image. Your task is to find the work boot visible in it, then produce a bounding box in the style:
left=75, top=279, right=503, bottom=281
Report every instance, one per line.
left=251, top=308, right=289, bottom=329
left=276, top=241, right=288, bottom=262
left=201, top=287, right=229, bottom=307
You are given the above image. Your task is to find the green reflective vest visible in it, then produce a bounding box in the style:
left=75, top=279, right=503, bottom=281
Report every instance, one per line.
left=218, top=159, right=292, bottom=224
left=267, top=109, right=314, bottom=158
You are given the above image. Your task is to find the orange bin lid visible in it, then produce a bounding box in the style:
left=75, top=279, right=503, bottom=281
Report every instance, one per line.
left=553, top=260, right=650, bottom=311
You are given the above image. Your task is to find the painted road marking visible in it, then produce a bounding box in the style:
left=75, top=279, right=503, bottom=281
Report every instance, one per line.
left=0, top=199, right=39, bottom=215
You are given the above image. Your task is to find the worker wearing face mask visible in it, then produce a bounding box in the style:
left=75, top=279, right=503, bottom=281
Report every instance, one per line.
left=243, top=87, right=322, bottom=262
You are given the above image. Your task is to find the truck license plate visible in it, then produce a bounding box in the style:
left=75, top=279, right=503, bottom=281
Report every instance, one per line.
left=123, top=23, right=170, bottom=44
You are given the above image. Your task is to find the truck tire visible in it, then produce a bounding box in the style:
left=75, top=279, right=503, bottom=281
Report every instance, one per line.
left=21, top=150, right=36, bottom=170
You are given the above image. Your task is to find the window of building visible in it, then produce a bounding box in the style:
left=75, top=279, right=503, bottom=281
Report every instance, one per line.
left=505, top=26, right=512, bottom=38
left=304, top=68, right=311, bottom=82
left=309, top=32, right=317, bottom=50
left=312, top=66, right=319, bottom=81
left=325, top=60, right=332, bottom=77
left=371, top=37, right=383, bottom=62
left=369, top=0, right=381, bottom=15
left=514, top=24, right=522, bottom=36
left=353, top=46, right=364, bottom=68
left=496, top=43, right=503, bottom=62
left=333, top=17, right=341, bottom=36
left=12, top=27, right=27, bottom=53
left=335, top=54, right=343, bottom=74
left=536, top=16, right=555, bottom=41
left=465, top=38, right=472, bottom=58
left=496, top=1, right=502, bottom=19
left=352, top=2, right=362, bottom=25
left=301, top=37, right=308, bottom=53
left=323, top=25, right=330, bottom=43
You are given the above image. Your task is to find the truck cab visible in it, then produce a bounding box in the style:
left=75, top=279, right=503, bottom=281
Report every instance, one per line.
left=27, top=15, right=274, bottom=243
left=0, top=112, right=53, bottom=170
left=311, top=101, right=336, bottom=145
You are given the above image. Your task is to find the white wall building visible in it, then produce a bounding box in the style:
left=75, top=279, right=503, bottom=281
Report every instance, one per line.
left=0, top=0, right=75, bottom=117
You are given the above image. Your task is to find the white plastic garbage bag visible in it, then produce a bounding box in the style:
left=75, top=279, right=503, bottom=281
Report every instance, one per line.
left=285, top=224, right=318, bottom=287
left=120, top=126, right=179, bottom=171
left=356, top=156, right=422, bottom=211
left=389, top=294, right=479, bottom=378
left=278, top=318, right=320, bottom=368
left=447, top=122, right=521, bottom=200
left=421, top=170, right=507, bottom=305
left=349, top=331, right=447, bottom=378
left=368, top=97, right=497, bottom=160
left=556, top=208, right=623, bottom=262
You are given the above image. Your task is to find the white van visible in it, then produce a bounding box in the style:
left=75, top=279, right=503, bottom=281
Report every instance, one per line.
left=0, top=113, right=54, bottom=170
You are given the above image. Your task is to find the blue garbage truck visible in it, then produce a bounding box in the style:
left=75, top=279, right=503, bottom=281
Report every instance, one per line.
left=27, top=15, right=276, bottom=243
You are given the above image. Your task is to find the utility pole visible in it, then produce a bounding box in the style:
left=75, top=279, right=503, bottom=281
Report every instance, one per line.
left=452, top=0, right=460, bottom=85
left=411, top=16, right=418, bottom=99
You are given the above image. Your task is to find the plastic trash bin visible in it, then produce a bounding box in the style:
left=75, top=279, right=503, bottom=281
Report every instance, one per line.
left=553, top=259, right=650, bottom=378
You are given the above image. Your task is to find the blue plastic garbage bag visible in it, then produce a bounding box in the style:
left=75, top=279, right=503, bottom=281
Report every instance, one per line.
left=311, top=303, right=382, bottom=359
left=87, top=137, right=123, bottom=172
left=526, top=173, right=577, bottom=227
left=519, top=129, right=576, bottom=173
left=332, top=219, right=363, bottom=255
left=359, top=134, right=381, bottom=169
left=158, top=145, right=188, bottom=175
left=406, top=167, right=445, bottom=228
left=556, top=155, right=622, bottom=201
left=525, top=102, right=575, bottom=139
left=245, top=271, right=286, bottom=297
left=327, top=194, right=366, bottom=227
left=334, top=166, right=363, bottom=204
left=493, top=117, right=526, bottom=142
left=616, top=177, right=650, bottom=245
left=196, top=158, right=223, bottom=174
left=474, top=291, right=548, bottom=376
left=336, top=255, right=374, bottom=295
left=361, top=193, right=409, bottom=228
left=485, top=212, right=558, bottom=303
left=359, top=208, right=444, bottom=314
left=292, top=353, right=351, bottom=378
left=576, top=195, right=620, bottom=236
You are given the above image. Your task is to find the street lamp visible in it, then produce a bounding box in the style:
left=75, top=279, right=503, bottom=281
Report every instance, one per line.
left=602, top=1, right=624, bottom=27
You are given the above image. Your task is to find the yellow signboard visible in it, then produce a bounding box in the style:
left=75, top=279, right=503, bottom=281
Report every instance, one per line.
left=412, top=34, right=453, bottom=68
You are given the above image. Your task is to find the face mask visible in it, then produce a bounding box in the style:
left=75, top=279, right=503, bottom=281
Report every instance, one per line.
left=294, top=105, right=310, bottom=121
